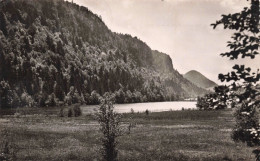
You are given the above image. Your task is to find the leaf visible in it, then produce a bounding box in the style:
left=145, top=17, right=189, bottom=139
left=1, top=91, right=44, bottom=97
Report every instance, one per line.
left=232, top=64, right=240, bottom=70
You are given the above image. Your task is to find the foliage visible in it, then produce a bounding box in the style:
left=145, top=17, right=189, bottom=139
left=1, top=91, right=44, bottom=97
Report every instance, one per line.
left=96, top=94, right=121, bottom=161
left=212, top=0, right=260, bottom=159
left=197, top=85, right=229, bottom=110
left=68, top=104, right=82, bottom=117
left=196, top=96, right=209, bottom=110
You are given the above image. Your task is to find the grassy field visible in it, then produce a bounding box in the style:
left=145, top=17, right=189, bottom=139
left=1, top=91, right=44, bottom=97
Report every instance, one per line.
left=0, top=108, right=256, bottom=161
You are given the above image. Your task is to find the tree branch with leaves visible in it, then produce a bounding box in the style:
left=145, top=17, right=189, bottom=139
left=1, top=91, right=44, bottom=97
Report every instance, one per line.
left=212, top=0, right=260, bottom=159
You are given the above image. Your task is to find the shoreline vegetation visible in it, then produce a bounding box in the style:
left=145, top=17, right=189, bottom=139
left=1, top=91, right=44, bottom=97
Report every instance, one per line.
left=0, top=107, right=256, bottom=161
left=0, top=101, right=197, bottom=116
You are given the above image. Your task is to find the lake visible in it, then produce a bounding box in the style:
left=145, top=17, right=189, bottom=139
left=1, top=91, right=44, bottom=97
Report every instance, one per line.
left=81, top=101, right=197, bottom=114
left=0, top=101, right=197, bottom=116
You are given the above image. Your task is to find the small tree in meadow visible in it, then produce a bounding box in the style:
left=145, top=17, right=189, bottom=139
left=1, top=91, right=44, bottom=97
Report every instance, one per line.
left=96, top=94, right=121, bottom=161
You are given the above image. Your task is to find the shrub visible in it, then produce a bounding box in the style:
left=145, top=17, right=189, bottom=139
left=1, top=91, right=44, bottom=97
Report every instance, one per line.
left=130, top=108, right=134, bottom=114
left=14, top=112, right=21, bottom=118
left=127, top=117, right=136, bottom=134
left=145, top=109, right=149, bottom=115
left=58, top=108, right=64, bottom=117
left=67, top=104, right=82, bottom=117
left=96, top=94, right=121, bottom=161
left=73, top=104, right=82, bottom=117
left=68, top=108, right=73, bottom=117
left=21, top=92, right=35, bottom=107
left=197, top=86, right=229, bottom=110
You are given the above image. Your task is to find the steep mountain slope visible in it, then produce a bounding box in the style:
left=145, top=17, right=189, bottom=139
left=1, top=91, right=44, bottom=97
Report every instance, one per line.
left=184, top=70, right=218, bottom=89
left=0, top=0, right=206, bottom=108
left=151, top=51, right=207, bottom=97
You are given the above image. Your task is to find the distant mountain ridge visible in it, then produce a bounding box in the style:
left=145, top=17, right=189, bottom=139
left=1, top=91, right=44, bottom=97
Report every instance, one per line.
left=183, top=70, right=218, bottom=89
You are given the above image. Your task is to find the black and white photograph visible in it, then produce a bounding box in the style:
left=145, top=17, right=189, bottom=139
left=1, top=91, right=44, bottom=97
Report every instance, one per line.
left=0, top=0, right=259, bottom=160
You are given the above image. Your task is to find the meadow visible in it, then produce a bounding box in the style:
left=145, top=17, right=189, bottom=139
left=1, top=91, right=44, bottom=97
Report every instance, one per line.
left=0, top=108, right=256, bottom=161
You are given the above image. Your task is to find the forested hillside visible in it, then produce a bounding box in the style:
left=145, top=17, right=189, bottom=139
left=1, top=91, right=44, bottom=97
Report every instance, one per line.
left=0, top=0, right=206, bottom=108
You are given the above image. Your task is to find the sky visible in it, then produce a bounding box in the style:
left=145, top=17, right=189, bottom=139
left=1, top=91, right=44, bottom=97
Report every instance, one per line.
left=70, top=0, right=259, bottom=84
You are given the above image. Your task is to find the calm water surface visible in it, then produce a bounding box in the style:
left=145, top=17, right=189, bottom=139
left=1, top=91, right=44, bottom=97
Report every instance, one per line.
left=82, top=101, right=197, bottom=114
